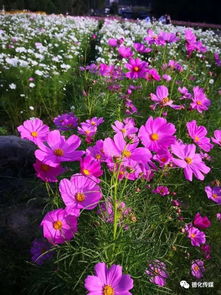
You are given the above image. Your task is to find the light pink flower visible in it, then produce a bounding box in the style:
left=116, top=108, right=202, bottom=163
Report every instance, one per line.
left=171, top=141, right=210, bottom=181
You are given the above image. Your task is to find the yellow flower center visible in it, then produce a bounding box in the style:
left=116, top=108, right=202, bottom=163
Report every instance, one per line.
left=75, top=192, right=86, bottom=202
left=193, top=265, right=199, bottom=271
left=150, top=133, right=159, bottom=141
left=121, top=128, right=126, bottom=134
left=53, top=220, right=63, bottom=230
left=190, top=233, right=196, bottom=238
left=83, top=169, right=90, bottom=175
left=85, top=130, right=91, bottom=135
left=194, top=136, right=200, bottom=142
left=154, top=268, right=160, bottom=274
left=31, top=131, right=38, bottom=137
left=133, top=66, right=139, bottom=72
left=161, top=97, right=171, bottom=104
left=122, top=149, right=131, bottom=158
left=40, top=163, right=50, bottom=172
left=212, top=193, right=217, bottom=199
left=196, top=100, right=202, bottom=105
left=103, top=285, right=114, bottom=295
left=91, top=121, right=96, bottom=126
left=95, top=154, right=101, bottom=160
left=54, top=148, right=64, bottom=156
left=161, top=157, right=167, bottom=163
left=185, top=157, right=192, bottom=164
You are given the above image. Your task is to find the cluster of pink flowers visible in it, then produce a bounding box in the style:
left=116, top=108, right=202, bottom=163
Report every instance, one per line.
left=185, top=29, right=207, bottom=56
left=146, top=260, right=168, bottom=287
left=78, top=116, right=104, bottom=143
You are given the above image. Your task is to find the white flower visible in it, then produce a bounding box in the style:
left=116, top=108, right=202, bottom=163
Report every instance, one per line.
left=9, top=83, right=16, bottom=89
left=29, top=106, right=34, bottom=110
left=209, top=79, right=214, bottom=84
left=29, top=83, right=35, bottom=88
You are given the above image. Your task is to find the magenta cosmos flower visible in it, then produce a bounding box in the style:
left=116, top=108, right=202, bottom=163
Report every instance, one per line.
left=103, top=132, right=151, bottom=165
left=53, top=112, right=78, bottom=131
left=125, top=58, right=148, bottom=79
left=190, top=86, right=211, bottom=113
left=35, top=130, right=83, bottom=167
left=186, top=120, right=213, bottom=152
left=146, top=260, right=168, bottom=287
left=150, top=85, right=183, bottom=110
left=17, top=118, right=49, bottom=144
left=187, top=226, right=206, bottom=247
left=41, top=208, right=78, bottom=245
left=191, top=260, right=205, bottom=279
left=171, top=141, right=210, bottom=181
left=212, top=130, right=221, bottom=146
left=193, top=212, right=211, bottom=229
left=118, top=46, right=133, bottom=58
left=205, top=186, right=221, bottom=204
left=84, top=262, right=133, bottom=295
left=59, top=173, right=102, bottom=210
left=30, top=238, right=53, bottom=265
left=138, top=116, right=176, bottom=152
left=80, top=155, right=103, bottom=178
left=33, top=159, right=65, bottom=182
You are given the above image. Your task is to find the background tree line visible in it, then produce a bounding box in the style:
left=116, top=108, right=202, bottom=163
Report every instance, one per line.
left=0, top=0, right=105, bottom=15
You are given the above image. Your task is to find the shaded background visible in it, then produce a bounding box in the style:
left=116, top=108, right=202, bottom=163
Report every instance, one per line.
left=0, top=0, right=220, bottom=24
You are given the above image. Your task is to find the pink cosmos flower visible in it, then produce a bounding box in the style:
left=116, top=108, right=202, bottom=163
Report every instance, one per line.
left=186, top=120, right=213, bottom=152
left=191, top=260, right=205, bottom=279
left=118, top=46, right=133, bottom=58
left=35, top=130, right=83, bottom=167
left=125, top=58, right=148, bottom=79
left=187, top=226, right=206, bottom=247
left=185, top=29, right=207, bottom=56
left=216, top=213, right=221, bottom=221
left=171, top=141, right=210, bottom=181
left=125, top=99, right=137, bottom=114
left=153, top=149, right=173, bottom=167
left=138, top=117, right=176, bottom=152
left=150, top=85, right=183, bottom=110
left=53, top=113, right=78, bottom=131
left=144, top=29, right=165, bottom=45
left=190, top=86, right=211, bottom=113
left=85, top=117, right=104, bottom=127
left=201, top=244, right=211, bottom=260
left=41, top=208, right=78, bottom=245
left=33, top=159, right=65, bottom=182
left=80, top=155, right=103, bottom=178
left=214, top=53, right=221, bottom=67
left=59, top=174, right=102, bottom=210
left=133, top=42, right=152, bottom=53
left=145, top=68, right=161, bottom=81
left=193, top=213, right=211, bottom=229
left=111, top=119, right=138, bottom=137
left=17, top=118, right=49, bottom=144
left=146, top=260, right=168, bottom=287
left=167, top=60, right=183, bottom=72
left=178, top=87, right=192, bottom=99
left=205, top=186, right=221, bottom=204
left=86, top=140, right=106, bottom=162
left=152, top=186, right=170, bottom=196
left=159, top=31, right=179, bottom=43
left=103, top=132, right=151, bottom=165
left=162, top=74, right=172, bottom=81
left=78, top=123, right=97, bottom=138
left=212, top=130, right=221, bottom=146
left=84, top=262, right=133, bottom=294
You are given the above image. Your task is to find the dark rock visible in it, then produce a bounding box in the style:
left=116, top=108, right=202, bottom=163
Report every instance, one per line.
left=0, top=135, right=36, bottom=177
left=0, top=136, right=36, bottom=197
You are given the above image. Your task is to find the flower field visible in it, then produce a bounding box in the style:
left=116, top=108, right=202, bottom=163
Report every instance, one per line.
left=0, top=12, right=221, bottom=295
